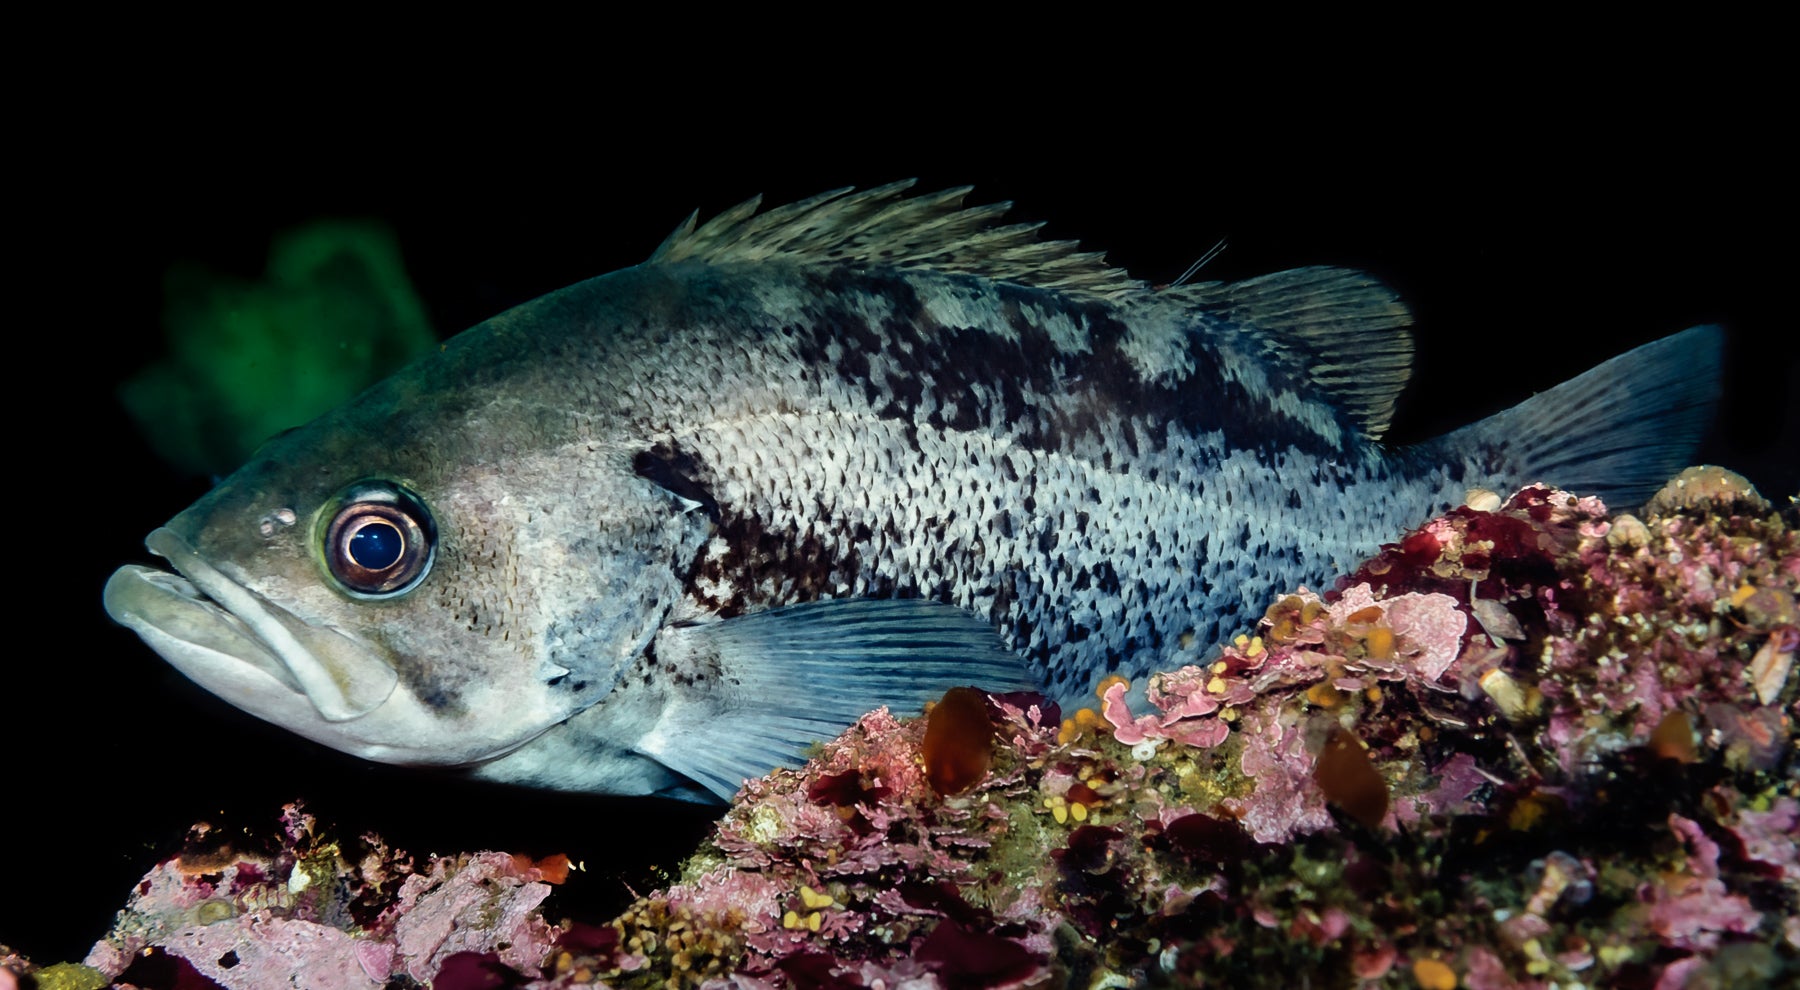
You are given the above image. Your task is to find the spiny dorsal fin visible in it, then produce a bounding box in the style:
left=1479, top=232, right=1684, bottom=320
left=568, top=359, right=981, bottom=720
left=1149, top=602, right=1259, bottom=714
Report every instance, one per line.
left=647, top=179, right=1145, bottom=300
left=1169, top=267, right=1414, bottom=438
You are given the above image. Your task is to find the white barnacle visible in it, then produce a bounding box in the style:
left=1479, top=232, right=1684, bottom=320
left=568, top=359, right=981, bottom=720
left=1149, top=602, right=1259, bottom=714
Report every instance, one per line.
left=1464, top=488, right=1503, bottom=512
left=1480, top=668, right=1531, bottom=721
left=1750, top=633, right=1795, bottom=705
left=1606, top=514, right=1650, bottom=549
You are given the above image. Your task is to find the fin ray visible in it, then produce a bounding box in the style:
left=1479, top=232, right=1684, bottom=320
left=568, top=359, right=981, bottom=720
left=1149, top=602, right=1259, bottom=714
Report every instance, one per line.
left=1430, top=325, right=1724, bottom=508
left=635, top=598, right=1035, bottom=801
left=1167, top=267, right=1414, bottom=437
left=646, top=182, right=1143, bottom=300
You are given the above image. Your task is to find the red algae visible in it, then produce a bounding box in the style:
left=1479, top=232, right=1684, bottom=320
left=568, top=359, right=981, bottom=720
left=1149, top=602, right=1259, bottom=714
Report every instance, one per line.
left=434, top=951, right=530, bottom=990
left=920, top=686, right=994, bottom=796
left=1650, top=710, right=1699, bottom=763
left=913, top=920, right=1042, bottom=987
left=1313, top=727, right=1390, bottom=830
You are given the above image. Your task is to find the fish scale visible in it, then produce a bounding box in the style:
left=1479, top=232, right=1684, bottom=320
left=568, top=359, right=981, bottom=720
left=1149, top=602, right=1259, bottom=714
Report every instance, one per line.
left=649, top=266, right=1463, bottom=706
left=105, top=182, right=1723, bottom=802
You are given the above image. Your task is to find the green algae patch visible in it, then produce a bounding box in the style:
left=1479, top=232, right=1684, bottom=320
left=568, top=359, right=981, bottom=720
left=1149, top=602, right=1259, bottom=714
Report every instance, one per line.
left=24, top=962, right=110, bottom=990
left=122, top=220, right=436, bottom=476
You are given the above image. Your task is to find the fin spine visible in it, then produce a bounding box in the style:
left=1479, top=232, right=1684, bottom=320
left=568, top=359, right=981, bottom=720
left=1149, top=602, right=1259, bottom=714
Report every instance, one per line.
left=646, top=181, right=1144, bottom=300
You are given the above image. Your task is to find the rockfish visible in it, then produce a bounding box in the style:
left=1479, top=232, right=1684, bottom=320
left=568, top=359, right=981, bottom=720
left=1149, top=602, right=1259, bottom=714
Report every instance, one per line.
left=104, top=182, right=1721, bottom=802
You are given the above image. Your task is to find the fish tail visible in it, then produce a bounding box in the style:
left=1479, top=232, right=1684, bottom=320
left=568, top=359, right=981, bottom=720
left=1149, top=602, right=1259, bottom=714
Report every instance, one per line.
left=1428, top=325, right=1724, bottom=509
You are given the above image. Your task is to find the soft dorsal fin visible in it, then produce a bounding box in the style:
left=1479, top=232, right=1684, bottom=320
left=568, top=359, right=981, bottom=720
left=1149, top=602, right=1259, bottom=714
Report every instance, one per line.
left=1170, top=267, right=1415, bottom=438
left=646, top=179, right=1145, bottom=301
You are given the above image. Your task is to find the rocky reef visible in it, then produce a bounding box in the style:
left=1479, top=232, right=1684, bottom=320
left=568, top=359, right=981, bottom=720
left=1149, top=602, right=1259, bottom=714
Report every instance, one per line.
left=7, top=468, right=1795, bottom=989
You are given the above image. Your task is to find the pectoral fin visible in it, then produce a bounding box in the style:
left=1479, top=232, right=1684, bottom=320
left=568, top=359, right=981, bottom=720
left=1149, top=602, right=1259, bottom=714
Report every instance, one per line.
left=635, top=598, right=1036, bottom=801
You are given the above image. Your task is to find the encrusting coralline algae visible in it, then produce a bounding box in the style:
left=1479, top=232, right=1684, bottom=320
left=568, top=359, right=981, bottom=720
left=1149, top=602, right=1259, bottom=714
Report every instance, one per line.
left=9, top=467, right=1794, bottom=990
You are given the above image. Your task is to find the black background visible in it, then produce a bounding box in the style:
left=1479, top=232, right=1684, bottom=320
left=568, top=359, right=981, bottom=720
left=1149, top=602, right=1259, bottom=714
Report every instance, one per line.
left=10, top=75, right=1791, bottom=963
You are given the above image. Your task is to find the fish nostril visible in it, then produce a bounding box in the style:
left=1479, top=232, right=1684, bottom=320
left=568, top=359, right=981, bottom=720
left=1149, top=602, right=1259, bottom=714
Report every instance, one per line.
left=258, top=507, right=299, bottom=538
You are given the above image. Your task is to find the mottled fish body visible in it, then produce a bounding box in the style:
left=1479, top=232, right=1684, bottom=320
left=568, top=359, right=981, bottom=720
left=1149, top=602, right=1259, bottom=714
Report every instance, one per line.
left=105, top=183, right=1721, bottom=801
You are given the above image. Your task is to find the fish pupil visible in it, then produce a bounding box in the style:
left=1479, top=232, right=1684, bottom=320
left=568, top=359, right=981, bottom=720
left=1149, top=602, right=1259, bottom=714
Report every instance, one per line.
left=349, top=521, right=404, bottom=570
left=319, top=481, right=436, bottom=597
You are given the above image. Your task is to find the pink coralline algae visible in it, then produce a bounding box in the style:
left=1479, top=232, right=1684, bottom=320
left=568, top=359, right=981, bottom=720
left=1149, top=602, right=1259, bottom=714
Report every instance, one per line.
left=69, top=806, right=567, bottom=990
left=1644, top=814, right=1763, bottom=951
left=11, top=470, right=1796, bottom=990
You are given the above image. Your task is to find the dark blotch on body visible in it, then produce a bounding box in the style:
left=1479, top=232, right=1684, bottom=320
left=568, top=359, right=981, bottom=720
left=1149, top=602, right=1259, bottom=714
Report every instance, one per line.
left=633, top=444, right=720, bottom=521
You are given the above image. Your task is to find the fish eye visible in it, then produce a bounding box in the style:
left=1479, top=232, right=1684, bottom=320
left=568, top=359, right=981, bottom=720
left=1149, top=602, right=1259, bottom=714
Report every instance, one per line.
left=320, top=481, right=436, bottom=597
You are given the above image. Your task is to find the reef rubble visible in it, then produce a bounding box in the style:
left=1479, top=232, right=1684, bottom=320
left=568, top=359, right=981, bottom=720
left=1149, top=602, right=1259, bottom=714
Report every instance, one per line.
left=7, top=468, right=1796, bottom=989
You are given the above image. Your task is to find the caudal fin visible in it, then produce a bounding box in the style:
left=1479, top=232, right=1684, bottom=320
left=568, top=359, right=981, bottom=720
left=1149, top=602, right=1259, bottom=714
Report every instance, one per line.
left=1434, top=325, right=1724, bottom=509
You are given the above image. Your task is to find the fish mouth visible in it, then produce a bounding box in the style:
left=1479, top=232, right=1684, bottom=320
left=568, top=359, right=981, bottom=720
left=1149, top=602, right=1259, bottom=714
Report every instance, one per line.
left=104, top=528, right=399, bottom=725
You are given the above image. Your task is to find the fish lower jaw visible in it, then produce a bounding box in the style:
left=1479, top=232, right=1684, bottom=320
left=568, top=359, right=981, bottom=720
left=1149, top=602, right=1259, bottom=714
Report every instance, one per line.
left=106, top=564, right=306, bottom=696
left=297, top=700, right=550, bottom=766
left=113, top=530, right=402, bottom=722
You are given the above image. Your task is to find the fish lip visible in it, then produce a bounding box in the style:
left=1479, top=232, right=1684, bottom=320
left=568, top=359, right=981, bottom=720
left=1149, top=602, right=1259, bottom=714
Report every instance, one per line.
left=107, top=531, right=574, bottom=768
left=106, top=528, right=398, bottom=722
left=104, top=565, right=302, bottom=695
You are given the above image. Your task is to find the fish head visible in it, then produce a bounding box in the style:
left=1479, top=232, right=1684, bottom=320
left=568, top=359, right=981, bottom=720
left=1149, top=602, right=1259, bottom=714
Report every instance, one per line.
left=105, top=288, right=713, bottom=778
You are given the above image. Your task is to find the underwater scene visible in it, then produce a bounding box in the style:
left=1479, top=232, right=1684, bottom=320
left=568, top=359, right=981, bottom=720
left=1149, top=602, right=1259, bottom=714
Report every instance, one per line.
left=10, top=144, right=1795, bottom=990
